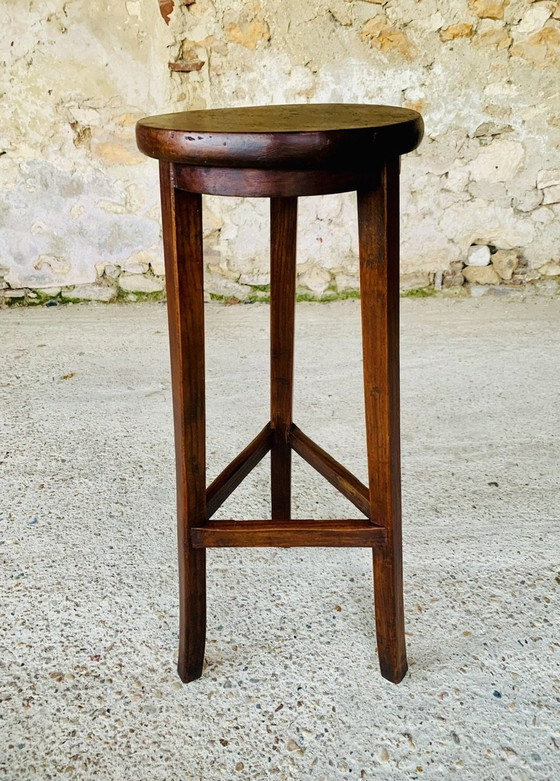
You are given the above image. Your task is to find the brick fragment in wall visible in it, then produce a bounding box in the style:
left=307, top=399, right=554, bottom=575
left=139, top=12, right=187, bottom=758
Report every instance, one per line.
left=169, top=60, right=205, bottom=72
left=158, top=0, right=174, bottom=25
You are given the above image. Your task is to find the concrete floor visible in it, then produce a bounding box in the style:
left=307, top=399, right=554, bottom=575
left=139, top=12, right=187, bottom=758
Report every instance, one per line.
left=1, top=298, right=559, bottom=780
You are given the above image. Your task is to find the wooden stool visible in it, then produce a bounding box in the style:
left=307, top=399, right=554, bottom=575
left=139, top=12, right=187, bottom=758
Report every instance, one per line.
left=136, top=104, right=424, bottom=684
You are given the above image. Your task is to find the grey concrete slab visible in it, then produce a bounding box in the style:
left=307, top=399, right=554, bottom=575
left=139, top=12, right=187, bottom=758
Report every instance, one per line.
left=1, top=299, right=559, bottom=780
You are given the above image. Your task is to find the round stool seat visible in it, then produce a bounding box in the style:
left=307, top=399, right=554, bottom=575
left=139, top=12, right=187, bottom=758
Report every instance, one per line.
left=136, top=103, right=423, bottom=169
left=136, top=104, right=423, bottom=198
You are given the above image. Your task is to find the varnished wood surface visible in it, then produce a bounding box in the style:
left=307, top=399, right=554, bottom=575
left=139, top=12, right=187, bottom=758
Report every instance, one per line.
left=270, top=197, right=297, bottom=519
left=358, top=159, right=407, bottom=683
left=159, top=163, right=207, bottom=684
left=173, top=163, right=381, bottom=198
left=289, top=425, right=371, bottom=520
left=191, top=520, right=387, bottom=548
left=206, top=424, right=272, bottom=519
left=144, top=106, right=421, bottom=685
left=136, top=103, right=423, bottom=169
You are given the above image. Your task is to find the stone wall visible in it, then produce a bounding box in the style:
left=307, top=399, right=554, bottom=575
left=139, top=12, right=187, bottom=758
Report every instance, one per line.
left=1, top=0, right=559, bottom=304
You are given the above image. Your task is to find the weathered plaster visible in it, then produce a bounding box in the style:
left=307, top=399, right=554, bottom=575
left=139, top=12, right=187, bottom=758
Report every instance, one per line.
left=1, top=0, right=559, bottom=301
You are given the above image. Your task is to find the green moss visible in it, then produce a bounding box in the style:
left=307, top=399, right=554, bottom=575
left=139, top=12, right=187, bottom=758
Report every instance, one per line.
left=2, top=296, right=27, bottom=308
left=246, top=293, right=270, bottom=303
left=208, top=293, right=243, bottom=304
left=2, top=290, right=55, bottom=307
left=115, top=288, right=166, bottom=304
left=334, top=289, right=361, bottom=301
left=2, top=280, right=444, bottom=308
left=401, top=287, right=436, bottom=298
left=294, top=288, right=361, bottom=303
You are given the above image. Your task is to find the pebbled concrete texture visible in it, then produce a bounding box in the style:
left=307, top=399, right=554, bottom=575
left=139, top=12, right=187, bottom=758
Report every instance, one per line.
left=1, top=298, right=559, bottom=780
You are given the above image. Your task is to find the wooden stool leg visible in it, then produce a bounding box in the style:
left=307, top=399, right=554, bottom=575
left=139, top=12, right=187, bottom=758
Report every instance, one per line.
left=160, top=162, right=207, bottom=683
left=270, top=197, right=298, bottom=519
left=358, top=158, right=407, bottom=684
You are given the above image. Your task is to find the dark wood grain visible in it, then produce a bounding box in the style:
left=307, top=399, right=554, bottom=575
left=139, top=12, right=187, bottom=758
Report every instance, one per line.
left=206, top=423, right=273, bottom=519
left=159, top=162, right=207, bottom=684
left=136, top=104, right=423, bottom=169
left=358, top=157, right=407, bottom=684
left=270, top=197, right=297, bottom=520
left=191, top=520, right=387, bottom=548
left=289, top=425, right=371, bottom=520
left=173, top=163, right=379, bottom=198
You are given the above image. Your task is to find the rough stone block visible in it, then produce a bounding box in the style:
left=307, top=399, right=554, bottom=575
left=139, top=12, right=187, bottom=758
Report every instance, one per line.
left=149, top=262, right=166, bottom=277
left=65, top=284, right=117, bottom=302
left=205, top=276, right=251, bottom=300
left=122, top=251, right=153, bottom=274
left=474, top=28, right=512, bottom=48
left=469, top=140, right=525, bottom=183
left=492, top=250, right=519, bottom=280
left=463, top=265, right=501, bottom=285
left=333, top=273, right=359, bottom=293
left=443, top=273, right=465, bottom=288
left=537, top=169, right=560, bottom=189
left=514, top=190, right=543, bottom=212
left=538, top=260, right=560, bottom=276
left=361, top=18, right=416, bottom=59
left=103, top=264, right=123, bottom=280
left=440, top=24, right=474, bottom=42
left=298, top=266, right=332, bottom=296
left=238, top=273, right=270, bottom=286
left=118, top=274, right=164, bottom=294
left=226, top=17, right=270, bottom=50
left=36, top=287, right=62, bottom=297
left=466, top=245, right=491, bottom=266
left=469, top=0, right=507, bottom=20
left=400, top=271, right=432, bottom=291
left=542, top=185, right=560, bottom=205
left=531, top=278, right=559, bottom=295
left=511, top=27, right=560, bottom=67
left=517, top=5, right=553, bottom=34
left=4, top=288, right=26, bottom=298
